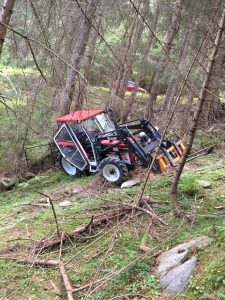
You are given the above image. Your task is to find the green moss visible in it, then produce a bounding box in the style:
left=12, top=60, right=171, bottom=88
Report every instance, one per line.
left=179, top=173, right=199, bottom=196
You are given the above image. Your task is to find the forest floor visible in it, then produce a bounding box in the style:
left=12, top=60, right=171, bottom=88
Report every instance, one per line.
left=0, top=64, right=225, bottom=299
left=0, top=132, right=224, bottom=300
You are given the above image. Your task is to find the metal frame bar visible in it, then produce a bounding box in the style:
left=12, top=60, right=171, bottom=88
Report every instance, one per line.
left=53, top=124, right=88, bottom=171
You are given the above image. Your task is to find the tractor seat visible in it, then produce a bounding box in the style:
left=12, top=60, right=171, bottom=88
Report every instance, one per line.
left=142, top=139, right=159, bottom=153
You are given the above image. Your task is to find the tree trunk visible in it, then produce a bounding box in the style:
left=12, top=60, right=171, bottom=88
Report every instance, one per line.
left=0, top=0, right=15, bottom=55
left=59, top=0, right=99, bottom=116
left=199, top=50, right=224, bottom=127
left=115, top=12, right=138, bottom=100
left=29, top=0, right=67, bottom=86
left=120, top=0, right=160, bottom=123
left=119, top=0, right=150, bottom=122
left=76, top=9, right=102, bottom=107
left=164, top=11, right=195, bottom=110
left=146, top=0, right=183, bottom=118
left=171, top=6, right=225, bottom=211
left=111, top=0, right=143, bottom=111
left=182, top=23, right=215, bottom=134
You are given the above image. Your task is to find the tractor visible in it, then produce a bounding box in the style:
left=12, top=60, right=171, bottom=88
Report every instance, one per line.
left=53, top=109, right=185, bottom=185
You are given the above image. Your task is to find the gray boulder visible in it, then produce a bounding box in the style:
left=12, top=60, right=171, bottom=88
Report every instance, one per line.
left=198, top=180, right=212, bottom=188
left=156, top=236, right=211, bottom=296
left=58, top=200, right=73, bottom=207
left=121, top=179, right=141, bottom=189
left=161, top=256, right=197, bottom=294
left=0, top=177, right=16, bottom=191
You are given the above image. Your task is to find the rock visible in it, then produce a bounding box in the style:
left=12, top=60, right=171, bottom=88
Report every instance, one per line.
left=17, top=182, right=29, bottom=188
left=23, top=171, right=36, bottom=180
left=58, top=200, right=73, bottom=207
left=121, top=179, right=141, bottom=189
left=156, top=236, right=210, bottom=277
left=0, top=177, right=16, bottom=191
left=198, top=180, right=212, bottom=188
left=156, top=236, right=211, bottom=296
left=161, top=257, right=197, bottom=295
left=65, top=187, right=80, bottom=196
left=70, top=188, right=80, bottom=194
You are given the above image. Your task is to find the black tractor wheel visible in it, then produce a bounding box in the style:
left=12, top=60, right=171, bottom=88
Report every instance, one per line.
left=98, top=157, right=128, bottom=185
left=59, top=154, right=81, bottom=178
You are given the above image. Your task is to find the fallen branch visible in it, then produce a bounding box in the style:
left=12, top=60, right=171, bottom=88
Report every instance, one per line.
left=35, top=197, right=167, bottom=253
left=58, top=261, right=74, bottom=300
left=36, top=191, right=60, bottom=238
left=72, top=277, right=106, bottom=293
left=87, top=218, right=185, bottom=296
left=215, top=206, right=225, bottom=210
left=3, top=257, right=74, bottom=300
left=140, top=222, right=152, bottom=253
left=123, top=202, right=168, bottom=226
left=36, top=216, right=94, bottom=252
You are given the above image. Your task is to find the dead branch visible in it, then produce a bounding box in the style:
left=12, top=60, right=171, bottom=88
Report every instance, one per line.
left=26, top=39, right=47, bottom=83
left=7, top=238, right=40, bottom=243
left=0, top=21, right=87, bottom=82
left=58, top=261, right=74, bottom=300
left=88, top=218, right=185, bottom=296
left=3, top=257, right=74, bottom=300
left=72, top=277, right=106, bottom=293
left=36, top=215, right=95, bottom=252
left=65, top=214, right=136, bottom=268
left=89, top=248, right=163, bottom=296
left=36, top=191, right=60, bottom=238
left=140, top=222, right=152, bottom=253
left=0, top=96, right=39, bottom=135
left=49, top=280, right=62, bottom=296
left=123, top=202, right=168, bottom=226
left=35, top=197, right=166, bottom=253
left=85, top=224, right=119, bottom=298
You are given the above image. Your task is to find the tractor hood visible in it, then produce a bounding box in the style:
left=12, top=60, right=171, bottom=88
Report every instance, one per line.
left=56, top=109, right=104, bottom=122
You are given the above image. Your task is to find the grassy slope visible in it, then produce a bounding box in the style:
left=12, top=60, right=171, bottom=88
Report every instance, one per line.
left=0, top=150, right=224, bottom=300
left=0, top=63, right=224, bottom=299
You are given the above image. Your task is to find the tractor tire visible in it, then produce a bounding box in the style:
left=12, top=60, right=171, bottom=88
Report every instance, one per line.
left=98, top=157, right=128, bottom=185
left=59, top=154, right=81, bottom=178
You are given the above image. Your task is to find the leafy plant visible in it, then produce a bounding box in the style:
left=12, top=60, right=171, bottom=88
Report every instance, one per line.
left=179, top=173, right=199, bottom=196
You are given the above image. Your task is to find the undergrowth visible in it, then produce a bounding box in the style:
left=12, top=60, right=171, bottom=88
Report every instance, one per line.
left=0, top=144, right=224, bottom=299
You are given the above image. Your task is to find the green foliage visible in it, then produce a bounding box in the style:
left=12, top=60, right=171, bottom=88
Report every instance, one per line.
left=126, top=273, right=160, bottom=296
left=179, top=173, right=199, bottom=196
left=188, top=256, right=225, bottom=299
left=216, top=223, right=225, bottom=247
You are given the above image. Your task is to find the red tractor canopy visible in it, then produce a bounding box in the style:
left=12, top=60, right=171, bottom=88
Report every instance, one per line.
left=56, top=109, right=104, bottom=123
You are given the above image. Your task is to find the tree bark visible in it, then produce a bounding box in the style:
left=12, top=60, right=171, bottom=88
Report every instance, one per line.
left=178, top=29, right=213, bottom=138
left=120, top=0, right=160, bottom=123
left=199, top=50, right=224, bottom=127
left=76, top=9, right=102, bottom=107
left=109, top=4, right=139, bottom=117
left=59, top=0, right=99, bottom=115
left=0, top=0, right=15, bottom=55
left=145, top=0, right=183, bottom=118
left=164, top=10, right=195, bottom=110
left=171, top=6, right=225, bottom=211
left=114, top=7, right=138, bottom=100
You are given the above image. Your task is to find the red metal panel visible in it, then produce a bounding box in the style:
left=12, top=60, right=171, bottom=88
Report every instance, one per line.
left=56, top=109, right=104, bottom=122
